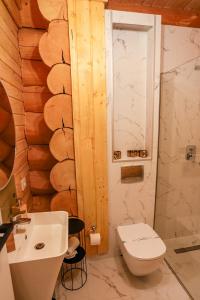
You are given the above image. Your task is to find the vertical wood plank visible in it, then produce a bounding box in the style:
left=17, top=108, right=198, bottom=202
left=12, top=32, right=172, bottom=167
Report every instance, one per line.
left=68, top=0, right=84, bottom=221
left=72, top=0, right=97, bottom=255
left=0, top=0, right=18, bottom=37
left=90, top=1, right=108, bottom=254
left=2, top=0, right=21, bottom=27
left=68, top=0, right=108, bottom=254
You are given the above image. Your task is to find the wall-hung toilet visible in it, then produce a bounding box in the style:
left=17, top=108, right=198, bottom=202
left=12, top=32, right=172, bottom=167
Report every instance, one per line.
left=117, top=223, right=166, bottom=276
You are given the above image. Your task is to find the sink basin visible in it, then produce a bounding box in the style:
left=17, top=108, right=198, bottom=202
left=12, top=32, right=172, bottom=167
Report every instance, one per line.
left=8, top=211, right=68, bottom=300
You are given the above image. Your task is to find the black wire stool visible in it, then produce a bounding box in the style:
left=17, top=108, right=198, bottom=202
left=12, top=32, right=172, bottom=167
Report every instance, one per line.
left=61, top=217, right=87, bottom=291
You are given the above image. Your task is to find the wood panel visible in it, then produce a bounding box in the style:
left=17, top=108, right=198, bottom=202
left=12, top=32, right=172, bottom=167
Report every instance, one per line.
left=0, top=46, right=21, bottom=76
left=39, top=20, right=70, bottom=66
left=28, top=145, right=57, bottom=171
left=2, top=81, right=22, bottom=101
left=0, top=26, right=20, bottom=65
left=18, top=28, right=45, bottom=60
left=14, top=164, right=29, bottom=198
left=13, top=114, right=25, bottom=126
left=47, top=63, right=72, bottom=95
left=108, top=0, right=200, bottom=11
left=68, top=0, right=108, bottom=254
left=15, top=125, right=25, bottom=142
left=44, top=94, right=72, bottom=130
left=0, top=16, right=18, bottom=49
left=15, top=139, right=27, bottom=154
left=29, top=170, right=54, bottom=195
left=37, top=0, right=68, bottom=21
left=23, top=86, right=52, bottom=113
left=185, top=0, right=200, bottom=10
left=25, top=112, right=52, bottom=145
left=13, top=148, right=28, bottom=174
left=0, top=0, right=18, bottom=38
left=21, top=60, right=50, bottom=86
left=2, top=0, right=21, bottom=27
left=50, top=190, right=77, bottom=216
left=22, top=188, right=33, bottom=212
left=90, top=0, right=109, bottom=254
left=0, top=0, right=32, bottom=209
left=50, top=160, right=76, bottom=192
left=31, top=194, right=52, bottom=212
left=107, top=0, right=200, bottom=27
left=0, top=62, right=22, bottom=91
left=15, top=0, right=21, bottom=9
left=20, top=0, right=48, bottom=29
left=49, top=128, right=74, bottom=161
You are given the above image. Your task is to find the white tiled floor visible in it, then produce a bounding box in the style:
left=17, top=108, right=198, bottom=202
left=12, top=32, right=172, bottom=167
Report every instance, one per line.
left=165, top=234, right=200, bottom=300
left=55, top=256, right=191, bottom=300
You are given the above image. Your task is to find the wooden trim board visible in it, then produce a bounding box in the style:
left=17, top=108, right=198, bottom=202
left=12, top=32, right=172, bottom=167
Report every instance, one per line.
left=68, top=0, right=108, bottom=254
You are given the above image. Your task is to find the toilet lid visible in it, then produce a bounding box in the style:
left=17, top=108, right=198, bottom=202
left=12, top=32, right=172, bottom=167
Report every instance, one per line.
left=124, top=238, right=166, bottom=260
left=117, top=223, right=158, bottom=242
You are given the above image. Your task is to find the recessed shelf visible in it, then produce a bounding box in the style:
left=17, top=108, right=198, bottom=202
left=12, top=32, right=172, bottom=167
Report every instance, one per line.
left=107, top=11, right=157, bottom=163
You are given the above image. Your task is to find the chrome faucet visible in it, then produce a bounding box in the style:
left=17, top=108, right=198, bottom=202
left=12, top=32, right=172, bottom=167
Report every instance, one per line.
left=10, top=205, right=31, bottom=225
left=11, top=214, right=31, bottom=225
left=11, top=214, right=31, bottom=235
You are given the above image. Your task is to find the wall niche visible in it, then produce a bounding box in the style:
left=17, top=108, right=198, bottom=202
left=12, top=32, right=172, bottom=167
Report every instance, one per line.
left=107, top=11, right=160, bottom=162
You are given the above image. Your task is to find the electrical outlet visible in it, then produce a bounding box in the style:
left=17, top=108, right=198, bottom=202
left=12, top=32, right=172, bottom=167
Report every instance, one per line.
left=20, top=177, right=27, bottom=191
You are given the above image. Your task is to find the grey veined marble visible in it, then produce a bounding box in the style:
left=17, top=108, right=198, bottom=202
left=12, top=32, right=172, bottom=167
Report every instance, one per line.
left=156, top=44, right=200, bottom=240
left=55, top=256, right=190, bottom=300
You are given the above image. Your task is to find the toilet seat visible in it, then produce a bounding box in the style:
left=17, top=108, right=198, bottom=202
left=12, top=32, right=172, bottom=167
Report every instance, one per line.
left=124, top=238, right=166, bottom=260
left=117, top=223, right=158, bottom=242
left=117, top=223, right=166, bottom=261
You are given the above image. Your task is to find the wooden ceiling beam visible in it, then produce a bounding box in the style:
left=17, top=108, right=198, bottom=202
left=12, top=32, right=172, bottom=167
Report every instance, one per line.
left=162, top=0, right=192, bottom=9
left=107, top=0, right=200, bottom=27
left=184, top=0, right=200, bottom=11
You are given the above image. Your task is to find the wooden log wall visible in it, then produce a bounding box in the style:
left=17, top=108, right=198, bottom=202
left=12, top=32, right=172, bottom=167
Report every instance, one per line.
left=37, top=0, right=77, bottom=217
left=18, top=0, right=77, bottom=215
left=0, top=0, right=32, bottom=210
left=19, top=0, right=55, bottom=212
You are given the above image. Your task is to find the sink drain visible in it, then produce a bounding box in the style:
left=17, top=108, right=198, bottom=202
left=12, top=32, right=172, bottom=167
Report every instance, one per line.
left=34, top=242, right=45, bottom=250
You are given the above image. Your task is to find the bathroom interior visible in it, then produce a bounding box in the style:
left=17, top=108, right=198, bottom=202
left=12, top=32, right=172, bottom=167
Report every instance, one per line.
left=0, top=0, right=200, bottom=299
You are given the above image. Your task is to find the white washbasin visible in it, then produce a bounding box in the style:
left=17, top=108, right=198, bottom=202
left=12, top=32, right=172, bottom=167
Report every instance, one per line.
left=8, top=211, right=68, bottom=300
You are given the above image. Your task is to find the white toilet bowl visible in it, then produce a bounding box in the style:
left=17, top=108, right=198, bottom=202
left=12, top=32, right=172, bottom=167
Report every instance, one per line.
left=117, top=223, right=166, bottom=276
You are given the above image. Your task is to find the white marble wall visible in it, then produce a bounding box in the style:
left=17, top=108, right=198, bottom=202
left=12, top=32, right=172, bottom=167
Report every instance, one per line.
left=106, top=11, right=161, bottom=255
left=155, top=26, right=200, bottom=239
left=113, top=29, right=147, bottom=156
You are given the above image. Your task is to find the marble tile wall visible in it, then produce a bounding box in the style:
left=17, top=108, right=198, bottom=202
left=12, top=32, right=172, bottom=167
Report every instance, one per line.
left=155, top=25, right=200, bottom=239
left=113, top=29, right=147, bottom=157
left=106, top=11, right=161, bottom=256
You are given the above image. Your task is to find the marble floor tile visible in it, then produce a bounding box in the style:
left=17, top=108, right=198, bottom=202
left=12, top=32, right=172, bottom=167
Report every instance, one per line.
left=56, top=255, right=190, bottom=300
left=165, top=234, right=200, bottom=300
left=56, top=281, right=89, bottom=300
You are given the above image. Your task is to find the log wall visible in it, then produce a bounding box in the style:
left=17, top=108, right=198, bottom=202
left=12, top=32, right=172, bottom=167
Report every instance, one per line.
left=19, top=0, right=55, bottom=211
left=20, top=0, right=78, bottom=214
left=37, top=0, right=78, bottom=217
left=0, top=0, right=32, bottom=210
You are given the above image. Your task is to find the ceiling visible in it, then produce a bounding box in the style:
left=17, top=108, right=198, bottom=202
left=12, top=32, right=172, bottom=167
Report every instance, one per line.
left=107, top=0, right=200, bottom=27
